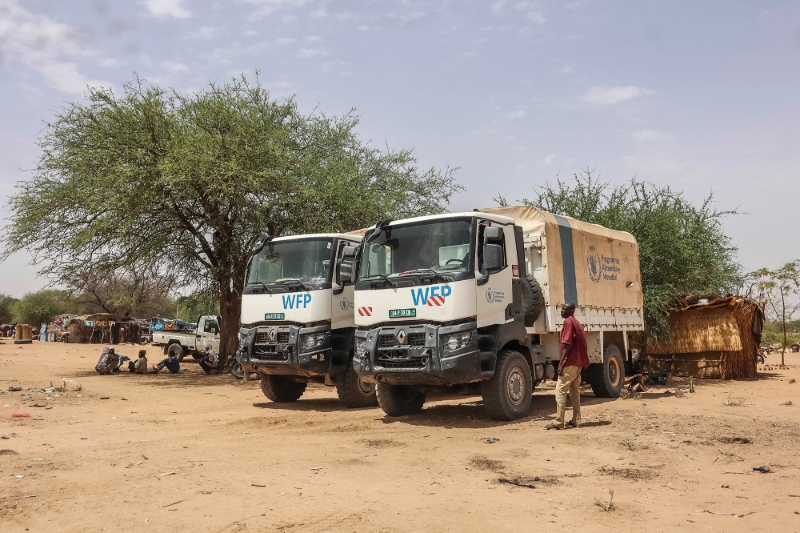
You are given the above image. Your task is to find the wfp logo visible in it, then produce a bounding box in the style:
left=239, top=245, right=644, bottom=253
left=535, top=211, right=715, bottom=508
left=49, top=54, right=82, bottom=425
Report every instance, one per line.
left=587, top=248, right=602, bottom=283
left=282, top=293, right=312, bottom=309
left=411, top=285, right=452, bottom=307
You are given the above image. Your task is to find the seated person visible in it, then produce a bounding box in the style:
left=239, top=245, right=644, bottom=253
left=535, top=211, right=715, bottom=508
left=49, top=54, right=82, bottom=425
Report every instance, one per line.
left=153, top=354, right=180, bottom=374
left=128, top=350, right=148, bottom=374
left=198, top=344, right=219, bottom=375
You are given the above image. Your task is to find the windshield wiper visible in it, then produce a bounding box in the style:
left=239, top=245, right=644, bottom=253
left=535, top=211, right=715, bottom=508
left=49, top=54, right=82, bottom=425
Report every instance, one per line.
left=363, top=274, right=396, bottom=288
left=249, top=282, right=273, bottom=294
left=400, top=269, right=454, bottom=283
left=276, top=278, right=314, bottom=291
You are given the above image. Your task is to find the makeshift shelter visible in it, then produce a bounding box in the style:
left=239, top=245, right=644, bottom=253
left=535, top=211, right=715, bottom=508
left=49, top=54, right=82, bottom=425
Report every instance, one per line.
left=647, top=296, right=763, bottom=379
left=63, top=314, right=141, bottom=344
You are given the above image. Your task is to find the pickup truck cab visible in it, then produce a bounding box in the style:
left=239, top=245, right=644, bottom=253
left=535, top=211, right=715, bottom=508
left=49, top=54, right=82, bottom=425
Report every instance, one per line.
left=152, top=315, right=221, bottom=361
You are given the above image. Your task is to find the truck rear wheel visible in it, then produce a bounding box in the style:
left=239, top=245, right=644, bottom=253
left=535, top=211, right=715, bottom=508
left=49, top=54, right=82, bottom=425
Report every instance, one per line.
left=376, top=384, right=425, bottom=416
left=167, top=343, right=185, bottom=362
left=260, top=375, right=307, bottom=402
left=588, top=343, right=625, bottom=398
left=481, top=349, right=532, bottom=421
left=521, top=275, right=545, bottom=326
left=336, top=362, right=378, bottom=408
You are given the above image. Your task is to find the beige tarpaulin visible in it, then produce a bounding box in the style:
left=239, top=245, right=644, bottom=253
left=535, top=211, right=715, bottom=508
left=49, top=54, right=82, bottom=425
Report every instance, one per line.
left=481, top=206, right=643, bottom=310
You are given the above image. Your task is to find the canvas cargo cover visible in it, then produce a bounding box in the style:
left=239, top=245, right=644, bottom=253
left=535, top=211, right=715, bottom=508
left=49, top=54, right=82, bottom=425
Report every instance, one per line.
left=481, top=206, right=643, bottom=310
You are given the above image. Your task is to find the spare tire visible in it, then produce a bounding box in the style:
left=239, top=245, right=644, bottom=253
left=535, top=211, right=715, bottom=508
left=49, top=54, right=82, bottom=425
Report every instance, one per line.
left=520, top=275, right=544, bottom=326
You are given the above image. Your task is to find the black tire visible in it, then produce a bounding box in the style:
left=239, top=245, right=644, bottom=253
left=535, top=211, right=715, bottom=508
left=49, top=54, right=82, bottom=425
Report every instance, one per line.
left=376, top=384, right=426, bottom=416
left=481, top=349, right=532, bottom=421
left=230, top=361, right=244, bottom=380
left=167, top=343, right=185, bottom=362
left=521, top=275, right=545, bottom=326
left=336, top=362, right=378, bottom=408
left=588, top=343, right=625, bottom=398
left=260, top=374, right=307, bottom=402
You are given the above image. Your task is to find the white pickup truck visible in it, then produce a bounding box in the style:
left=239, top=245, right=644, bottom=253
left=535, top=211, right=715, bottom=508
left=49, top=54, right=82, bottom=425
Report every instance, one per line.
left=151, top=315, right=221, bottom=361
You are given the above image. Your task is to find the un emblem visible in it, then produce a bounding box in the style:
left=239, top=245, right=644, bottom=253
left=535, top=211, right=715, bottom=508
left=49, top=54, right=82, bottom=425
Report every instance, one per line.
left=587, top=252, right=602, bottom=282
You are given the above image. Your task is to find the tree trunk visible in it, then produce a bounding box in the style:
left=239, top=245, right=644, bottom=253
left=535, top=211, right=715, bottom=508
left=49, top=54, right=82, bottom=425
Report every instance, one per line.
left=781, top=290, right=787, bottom=366
left=218, top=280, right=243, bottom=369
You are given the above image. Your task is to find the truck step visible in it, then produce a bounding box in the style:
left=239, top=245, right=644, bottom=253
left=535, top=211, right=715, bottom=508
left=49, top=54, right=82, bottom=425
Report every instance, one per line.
left=477, top=335, right=495, bottom=352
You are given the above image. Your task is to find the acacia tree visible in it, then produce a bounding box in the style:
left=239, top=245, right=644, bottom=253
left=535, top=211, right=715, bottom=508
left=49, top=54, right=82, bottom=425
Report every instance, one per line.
left=68, top=264, right=176, bottom=318
left=750, top=262, right=800, bottom=365
left=3, top=74, right=461, bottom=364
left=497, top=168, right=741, bottom=339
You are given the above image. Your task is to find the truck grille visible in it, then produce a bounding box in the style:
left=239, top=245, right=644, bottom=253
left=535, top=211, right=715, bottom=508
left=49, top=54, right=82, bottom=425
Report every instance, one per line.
left=253, top=343, right=289, bottom=362
left=377, top=349, right=428, bottom=369
left=256, top=331, right=290, bottom=343
left=379, top=333, right=426, bottom=347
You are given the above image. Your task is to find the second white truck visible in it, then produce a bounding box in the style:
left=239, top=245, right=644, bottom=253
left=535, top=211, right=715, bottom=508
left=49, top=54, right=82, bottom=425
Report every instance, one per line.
left=346, top=206, right=644, bottom=420
left=239, top=233, right=376, bottom=408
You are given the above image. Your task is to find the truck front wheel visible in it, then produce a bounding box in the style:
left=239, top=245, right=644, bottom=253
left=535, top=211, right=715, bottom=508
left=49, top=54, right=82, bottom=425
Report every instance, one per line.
left=376, top=384, right=425, bottom=416
left=336, top=362, right=378, bottom=408
left=587, top=343, right=625, bottom=398
left=481, top=350, right=532, bottom=421
left=260, top=375, right=307, bottom=402
left=167, top=343, right=185, bottom=362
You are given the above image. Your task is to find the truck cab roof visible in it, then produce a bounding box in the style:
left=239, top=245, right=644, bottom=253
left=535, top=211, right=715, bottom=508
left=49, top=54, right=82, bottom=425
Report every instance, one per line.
left=265, top=233, right=363, bottom=243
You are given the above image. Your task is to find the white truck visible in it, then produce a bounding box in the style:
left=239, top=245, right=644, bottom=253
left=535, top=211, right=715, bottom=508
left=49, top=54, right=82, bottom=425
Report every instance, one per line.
left=239, top=233, right=377, bottom=408
left=151, top=315, right=221, bottom=361
left=345, top=206, right=644, bottom=420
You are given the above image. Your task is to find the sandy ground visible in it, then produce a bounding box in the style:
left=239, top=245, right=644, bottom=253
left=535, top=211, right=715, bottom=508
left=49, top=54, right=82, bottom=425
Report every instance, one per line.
left=1, top=341, right=799, bottom=533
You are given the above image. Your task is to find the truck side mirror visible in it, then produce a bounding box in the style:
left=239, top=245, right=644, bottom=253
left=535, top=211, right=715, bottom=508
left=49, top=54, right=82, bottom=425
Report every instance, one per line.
left=484, top=226, right=504, bottom=243
left=483, top=244, right=503, bottom=273
left=339, top=245, right=358, bottom=286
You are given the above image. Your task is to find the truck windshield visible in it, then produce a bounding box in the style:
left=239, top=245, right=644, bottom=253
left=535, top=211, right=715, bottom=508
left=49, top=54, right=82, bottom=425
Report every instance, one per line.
left=359, top=219, right=473, bottom=279
left=247, top=239, right=333, bottom=286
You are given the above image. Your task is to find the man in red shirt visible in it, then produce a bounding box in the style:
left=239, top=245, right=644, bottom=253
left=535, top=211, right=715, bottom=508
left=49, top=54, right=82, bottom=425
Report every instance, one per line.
left=545, top=303, right=590, bottom=430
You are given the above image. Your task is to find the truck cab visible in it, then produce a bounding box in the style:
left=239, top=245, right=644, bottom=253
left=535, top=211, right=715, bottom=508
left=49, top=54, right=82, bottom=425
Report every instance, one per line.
left=239, top=233, right=376, bottom=408
left=347, top=207, right=644, bottom=420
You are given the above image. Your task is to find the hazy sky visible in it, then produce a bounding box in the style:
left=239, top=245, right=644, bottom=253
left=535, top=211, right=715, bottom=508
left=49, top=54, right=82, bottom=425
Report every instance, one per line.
left=1, top=0, right=799, bottom=297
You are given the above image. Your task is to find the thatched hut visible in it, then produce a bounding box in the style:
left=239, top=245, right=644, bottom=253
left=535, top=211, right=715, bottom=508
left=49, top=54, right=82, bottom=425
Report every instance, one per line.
left=647, top=296, right=763, bottom=379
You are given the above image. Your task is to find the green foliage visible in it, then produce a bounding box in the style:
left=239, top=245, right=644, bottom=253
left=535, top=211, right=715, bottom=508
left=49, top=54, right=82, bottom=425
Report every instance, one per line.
left=761, top=320, right=800, bottom=348
left=510, top=169, right=741, bottom=339
left=175, top=293, right=219, bottom=323
left=0, top=293, right=19, bottom=321
left=3, top=73, right=460, bottom=358
left=11, top=290, right=76, bottom=326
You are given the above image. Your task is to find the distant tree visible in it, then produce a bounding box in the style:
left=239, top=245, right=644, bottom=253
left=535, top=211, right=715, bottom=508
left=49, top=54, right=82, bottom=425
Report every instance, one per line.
left=68, top=265, right=176, bottom=318
left=12, top=290, right=74, bottom=326
left=0, top=293, right=18, bottom=322
left=2, top=73, right=461, bottom=365
left=174, top=292, right=219, bottom=323
left=749, top=262, right=800, bottom=365
left=507, top=168, right=741, bottom=339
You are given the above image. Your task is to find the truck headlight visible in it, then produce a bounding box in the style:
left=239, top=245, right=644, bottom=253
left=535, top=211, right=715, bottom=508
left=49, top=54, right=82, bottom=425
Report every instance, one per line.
left=354, top=338, right=366, bottom=355
left=441, top=331, right=473, bottom=353
left=301, top=333, right=327, bottom=352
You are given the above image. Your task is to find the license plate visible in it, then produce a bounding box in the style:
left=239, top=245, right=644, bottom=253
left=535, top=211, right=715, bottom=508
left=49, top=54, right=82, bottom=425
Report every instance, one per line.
left=389, top=308, right=416, bottom=318
left=264, top=313, right=285, bottom=320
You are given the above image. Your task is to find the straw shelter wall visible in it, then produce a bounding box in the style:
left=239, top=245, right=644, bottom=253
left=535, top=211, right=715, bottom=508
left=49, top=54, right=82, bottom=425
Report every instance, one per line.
left=647, top=297, right=760, bottom=380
